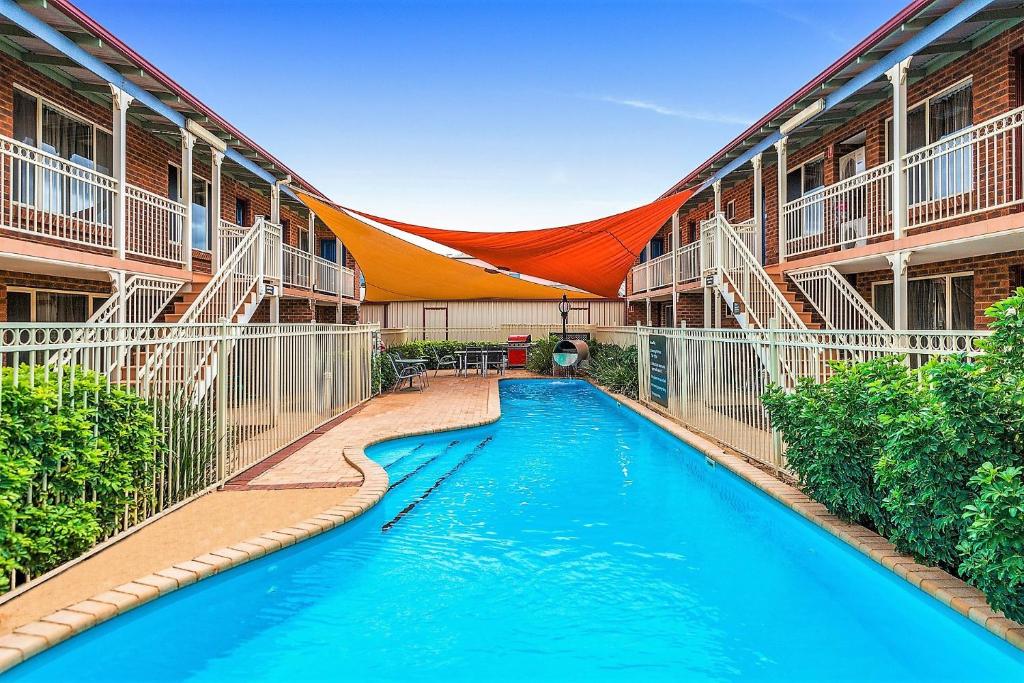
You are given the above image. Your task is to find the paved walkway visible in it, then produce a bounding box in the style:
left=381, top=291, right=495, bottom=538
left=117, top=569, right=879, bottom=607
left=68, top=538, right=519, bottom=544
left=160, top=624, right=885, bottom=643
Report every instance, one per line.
left=0, top=371, right=502, bottom=642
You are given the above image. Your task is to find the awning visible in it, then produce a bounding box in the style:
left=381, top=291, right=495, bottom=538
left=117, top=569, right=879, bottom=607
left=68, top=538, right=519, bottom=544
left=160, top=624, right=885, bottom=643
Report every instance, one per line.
left=299, top=193, right=600, bottom=303
left=347, top=189, right=695, bottom=298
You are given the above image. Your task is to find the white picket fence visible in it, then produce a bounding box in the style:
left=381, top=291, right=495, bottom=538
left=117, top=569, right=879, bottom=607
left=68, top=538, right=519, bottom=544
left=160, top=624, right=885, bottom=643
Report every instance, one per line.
left=0, top=322, right=376, bottom=593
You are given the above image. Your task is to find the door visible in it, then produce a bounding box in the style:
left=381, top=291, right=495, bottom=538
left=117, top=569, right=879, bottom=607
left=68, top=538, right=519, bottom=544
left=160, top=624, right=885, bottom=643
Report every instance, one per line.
left=838, top=147, right=868, bottom=248
left=423, top=307, right=448, bottom=340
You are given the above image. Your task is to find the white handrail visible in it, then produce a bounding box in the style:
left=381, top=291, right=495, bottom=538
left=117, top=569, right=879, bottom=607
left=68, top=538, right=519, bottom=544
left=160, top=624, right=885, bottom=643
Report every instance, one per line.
left=283, top=243, right=313, bottom=289
left=314, top=255, right=339, bottom=295
left=789, top=266, right=890, bottom=331
left=125, top=184, right=186, bottom=264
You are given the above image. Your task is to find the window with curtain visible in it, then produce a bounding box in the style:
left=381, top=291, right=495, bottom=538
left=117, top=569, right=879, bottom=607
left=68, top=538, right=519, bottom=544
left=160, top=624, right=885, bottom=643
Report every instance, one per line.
left=930, top=83, right=973, bottom=199
left=951, top=275, right=974, bottom=330
left=801, top=159, right=825, bottom=236
left=35, top=291, right=90, bottom=323
left=13, top=91, right=37, bottom=204
left=320, top=237, right=337, bottom=263
left=873, top=274, right=975, bottom=331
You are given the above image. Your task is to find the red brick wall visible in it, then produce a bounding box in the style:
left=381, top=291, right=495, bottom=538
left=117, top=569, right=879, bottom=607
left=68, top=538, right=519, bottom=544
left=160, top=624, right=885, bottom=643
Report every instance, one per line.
left=853, top=250, right=1024, bottom=329
left=280, top=298, right=315, bottom=323
left=0, top=270, right=111, bottom=322
left=315, top=304, right=337, bottom=323
left=341, top=304, right=359, bottom=325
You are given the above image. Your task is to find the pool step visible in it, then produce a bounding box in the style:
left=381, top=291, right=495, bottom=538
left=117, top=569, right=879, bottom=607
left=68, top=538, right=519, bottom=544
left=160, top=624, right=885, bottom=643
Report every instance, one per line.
left=382, top=436, right=494, bottom=532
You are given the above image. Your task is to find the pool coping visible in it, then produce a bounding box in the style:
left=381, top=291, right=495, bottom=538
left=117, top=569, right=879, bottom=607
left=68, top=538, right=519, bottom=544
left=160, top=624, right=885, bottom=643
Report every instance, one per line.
left=589, top=382, right=1024, bottom=654
left=0, top=381, right=505, bottom=674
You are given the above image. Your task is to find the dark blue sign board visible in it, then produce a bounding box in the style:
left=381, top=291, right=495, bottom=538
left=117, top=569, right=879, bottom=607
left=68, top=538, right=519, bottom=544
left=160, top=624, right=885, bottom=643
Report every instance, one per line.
left=649, top=334, right=669, bottom=407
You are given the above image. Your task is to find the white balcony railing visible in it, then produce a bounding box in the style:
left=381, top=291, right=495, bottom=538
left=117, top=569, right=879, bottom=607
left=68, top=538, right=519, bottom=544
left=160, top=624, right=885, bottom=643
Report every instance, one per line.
left=340, top=264, right=356, bottom=299
left=905, top=105, right=1024, bottom=228
left=0, top=134, right=117, bottom=250
left=783, top=161, right=893, bottom=258
left=314, top=255, right=338, bottom=295
left=676, top=240, right=701, bottom=283
left=630, top=240, right=703, bottom=295
left=125, top=183, right=186, bottom=264
left=283, top=243, right=313, bottom=289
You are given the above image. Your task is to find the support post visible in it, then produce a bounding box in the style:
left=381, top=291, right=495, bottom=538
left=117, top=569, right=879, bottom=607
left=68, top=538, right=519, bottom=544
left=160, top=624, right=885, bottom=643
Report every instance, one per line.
left=109, top=85, right=133, bottom=261
left=308, top=209, right=317, bottom=292
left=703, top=286, right=713, bottom=328
left=888, top=250, right=911, bottom=331
left=210, top=150, right=224, bottom=269
left=774, top=136, right=788, bottom=263
left=713, top=180, right=722, bottom=217
left=671, top=210, right=680, bottom=328
left=752, top=153, right=764, bottom=264
left=270, top=182, right=281, bottom=224
left=645, top=298, right=652, bottom=326
left=887, top=56, right=913, bottom=240
left=180, top=129, right=196, bottom=271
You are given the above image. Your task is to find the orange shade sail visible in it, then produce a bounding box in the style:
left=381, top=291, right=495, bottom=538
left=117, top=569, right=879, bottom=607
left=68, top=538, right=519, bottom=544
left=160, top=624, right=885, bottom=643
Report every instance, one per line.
left=347, top=189, right=695, bottom=298
left=299, top=193, right=601, bottom=303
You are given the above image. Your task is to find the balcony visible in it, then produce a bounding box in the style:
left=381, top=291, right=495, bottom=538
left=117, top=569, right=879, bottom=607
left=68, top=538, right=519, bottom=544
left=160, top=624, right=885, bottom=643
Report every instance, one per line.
left=782, top=106, right=1024, bottom=259
left=629, top=241, right=701, bottom=295
left=282, top=244, right=356, bottom=300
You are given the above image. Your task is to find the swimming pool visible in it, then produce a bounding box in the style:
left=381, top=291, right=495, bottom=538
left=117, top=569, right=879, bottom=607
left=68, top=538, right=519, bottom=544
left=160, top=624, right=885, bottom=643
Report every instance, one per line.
left=9, top=379, right=1024, bottom=681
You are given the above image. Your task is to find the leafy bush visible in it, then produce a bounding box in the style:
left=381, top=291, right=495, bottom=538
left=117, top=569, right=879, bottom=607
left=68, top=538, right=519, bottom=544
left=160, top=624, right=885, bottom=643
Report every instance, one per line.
left=763, top=356, right=919, bottom=531
left=0, top=366, right=162, bottom=589
left=372, top=350, right=397, bottom=393
left=526, top=337, right=558, bottom=375
left=586, top=342, right=639, bottom=399
left=958, top=463, right=1024, bottom=622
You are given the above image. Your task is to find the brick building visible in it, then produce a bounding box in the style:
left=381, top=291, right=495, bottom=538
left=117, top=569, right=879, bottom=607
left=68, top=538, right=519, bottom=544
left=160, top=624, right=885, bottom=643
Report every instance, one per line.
left=0, top=0, right=361, bottom=327
left=627, top=0, right=1024, bottom=335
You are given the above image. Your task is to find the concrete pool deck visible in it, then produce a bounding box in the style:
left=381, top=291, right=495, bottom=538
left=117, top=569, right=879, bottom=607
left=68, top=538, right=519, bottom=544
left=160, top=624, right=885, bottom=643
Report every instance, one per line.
left=0, top=371, right=1021, bottom=671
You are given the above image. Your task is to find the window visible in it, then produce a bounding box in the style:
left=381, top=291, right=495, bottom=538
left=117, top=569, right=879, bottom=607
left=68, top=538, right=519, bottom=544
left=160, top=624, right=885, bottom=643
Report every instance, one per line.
left=6, top=288, right=108, bottom=323
left=872, top=273, right=975, bottom=330
left=319, top=237, right=337, bottom=263
left=787, top=157, right=826, bottom=236
left=299, top=226, right=310, bottom=252
left=235, top=197, right=250, bottom=226
left=725, top=200, right=735, bottom=221
left=192, top=176, right=212, bottom=251
left=639, top=237, right=664, bottom=263
left=12, top=87, right=114, bottom=224
left=687, top=220, right=697, bottom=244
left=886, top=81, right=973, bottom=202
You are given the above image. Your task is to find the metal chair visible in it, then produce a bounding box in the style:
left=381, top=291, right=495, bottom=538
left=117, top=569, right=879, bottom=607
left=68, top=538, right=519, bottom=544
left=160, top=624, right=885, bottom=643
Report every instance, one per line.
left=463, top=346, right=486, bottom=375
left=388, top=353, right=426, bottom=392
left=431, top=348, right=458, bottom=376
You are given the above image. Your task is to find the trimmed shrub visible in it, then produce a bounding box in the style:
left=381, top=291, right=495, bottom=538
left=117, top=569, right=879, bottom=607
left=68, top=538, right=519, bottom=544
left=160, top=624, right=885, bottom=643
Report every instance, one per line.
left=763, top=356, right=919, bottom=532
left=586, top=342, right=639, bottom=399
left=526, top=337, right=558, bottom=375
left=0, top=366, right=162, bottom=589
left=958, top=463, right=1024, bottom=622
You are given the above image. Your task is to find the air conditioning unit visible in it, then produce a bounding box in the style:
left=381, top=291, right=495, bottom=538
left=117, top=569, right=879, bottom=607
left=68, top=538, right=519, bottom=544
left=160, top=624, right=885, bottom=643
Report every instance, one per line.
left=840, top=217, right=868, bottom=250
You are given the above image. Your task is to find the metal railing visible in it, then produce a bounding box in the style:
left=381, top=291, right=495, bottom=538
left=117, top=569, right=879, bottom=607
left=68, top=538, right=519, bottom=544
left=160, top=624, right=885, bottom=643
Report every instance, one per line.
left=631, top=241, right=702, bottom=294
left=0, top=134, right=117, bottom=250
left=783, top=161, right=893, bottom=257
left=315, top=256, right=338, bottom=295
left=635, top=326, right=989, bottom=470
left=789, top=266, right=890, bottom=331
left=283, top=243, right=313, bottom=290
left=905, top=105, right=1024, bottom=228
left=340, top=264, right=356, bottom=299
left=702, top=214, right=806, bottom=331
left=262, top=220, right=283, bottom=283
left=733, top=218, right=761, bottom=264
left=0, top=321, right=376, bottom=593
left=218, top=219, right=248, bottom=258
left=676, top=241, right=702, bottom=283
left=125, top=183, right=186, bottom=263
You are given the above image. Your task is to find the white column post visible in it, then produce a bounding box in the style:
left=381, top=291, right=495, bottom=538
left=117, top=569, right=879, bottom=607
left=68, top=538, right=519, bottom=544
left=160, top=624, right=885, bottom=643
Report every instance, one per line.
left=888, top=250, right=911, bottom=331
left=752, top=153, right=764, bottom=264
left=210, top=150, right=224, bottom=269
left=703, top=287, right=713, bottom=328
left=180, top=129, right=196, bottom=271
left=887, top=56, right=913, bottom=240
left=671, top=210, right=680, bottom=328
left=308, top=209, right=317, bottom=292
left=270, top=182, right=281, bottom=224
left=775, top=136, right=788, bottom=263
left=645, top=297, right=652, bottom=326
left=109, top=86, right=133, bottom=261
left=713, top=180, right=722, bottom=218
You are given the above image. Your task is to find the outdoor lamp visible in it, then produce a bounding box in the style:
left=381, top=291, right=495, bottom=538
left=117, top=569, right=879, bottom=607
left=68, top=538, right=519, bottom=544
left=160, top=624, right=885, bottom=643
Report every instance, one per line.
left=558, top=294, right=570, bottom=339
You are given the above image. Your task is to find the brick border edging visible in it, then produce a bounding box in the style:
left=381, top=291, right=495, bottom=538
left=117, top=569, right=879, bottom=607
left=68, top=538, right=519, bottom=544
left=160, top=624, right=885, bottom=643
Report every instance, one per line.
left=593, top=384, right=1024, bottom=653
left=0, top=378, right=507, bottom=674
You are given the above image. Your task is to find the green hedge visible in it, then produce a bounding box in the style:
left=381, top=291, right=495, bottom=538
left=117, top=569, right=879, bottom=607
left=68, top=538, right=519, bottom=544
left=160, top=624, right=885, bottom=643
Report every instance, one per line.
left=764, top=288, right=1024, bottom=619
left=0, top=366, right=162, bottom=591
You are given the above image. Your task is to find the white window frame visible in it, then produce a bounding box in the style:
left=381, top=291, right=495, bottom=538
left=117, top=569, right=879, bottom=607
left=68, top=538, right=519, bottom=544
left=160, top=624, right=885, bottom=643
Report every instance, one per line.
left=6, top=286, right=109, bottom=322
left=725, top=199, right=736, bottom=221
left=871, top=269, right=975, bottom=330
left=13, top=83, right=113, bottom=174
left=191, top=172, right=213, bottom=253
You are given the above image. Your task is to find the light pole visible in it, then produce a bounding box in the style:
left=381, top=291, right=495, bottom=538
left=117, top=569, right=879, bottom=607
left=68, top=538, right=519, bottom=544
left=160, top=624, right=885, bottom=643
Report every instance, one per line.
left=558, top=294, right=570, bottom=339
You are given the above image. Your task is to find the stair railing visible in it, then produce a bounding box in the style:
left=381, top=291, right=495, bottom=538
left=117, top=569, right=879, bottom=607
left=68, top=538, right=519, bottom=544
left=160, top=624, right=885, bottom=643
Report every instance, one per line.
left=789, top=266, right=891, bottom=331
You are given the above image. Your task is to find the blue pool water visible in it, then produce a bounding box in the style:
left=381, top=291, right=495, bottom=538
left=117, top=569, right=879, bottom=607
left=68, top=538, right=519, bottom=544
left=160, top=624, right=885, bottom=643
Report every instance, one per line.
left=9, top=380, right=1024, bottom=681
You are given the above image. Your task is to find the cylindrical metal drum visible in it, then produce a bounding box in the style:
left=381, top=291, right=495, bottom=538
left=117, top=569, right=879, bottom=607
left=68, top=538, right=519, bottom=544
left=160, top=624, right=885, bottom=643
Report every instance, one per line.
left=552, top=339, right=590, bottom=368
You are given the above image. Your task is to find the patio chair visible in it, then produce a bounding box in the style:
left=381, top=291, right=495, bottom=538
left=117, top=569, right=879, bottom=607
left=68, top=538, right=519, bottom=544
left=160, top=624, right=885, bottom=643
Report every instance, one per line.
left=485, top=345, right=508, bottom=376
left=388, top=353, right=426, bottom=392
left=431, top=348, right=458, bottom=376
left=463, top=346, right=486, bottom=375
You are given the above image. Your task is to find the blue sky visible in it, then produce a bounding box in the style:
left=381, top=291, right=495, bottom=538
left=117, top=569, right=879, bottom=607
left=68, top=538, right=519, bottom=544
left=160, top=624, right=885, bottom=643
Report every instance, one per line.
left=79, top=0, right=904, bottom=229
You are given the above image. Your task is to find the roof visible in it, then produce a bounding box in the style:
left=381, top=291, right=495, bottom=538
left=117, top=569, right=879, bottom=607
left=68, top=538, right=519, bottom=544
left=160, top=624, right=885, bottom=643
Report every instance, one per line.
left=661, top=0, right=1024, bottom=200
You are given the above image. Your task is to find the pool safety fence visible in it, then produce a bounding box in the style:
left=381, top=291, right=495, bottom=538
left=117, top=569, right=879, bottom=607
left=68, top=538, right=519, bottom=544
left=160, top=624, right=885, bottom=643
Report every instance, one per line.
left=380, top=326, right=640, bottom=346
left=0, top=322, right=377, bottom=593
left=630, top=326, right=989, bottom=471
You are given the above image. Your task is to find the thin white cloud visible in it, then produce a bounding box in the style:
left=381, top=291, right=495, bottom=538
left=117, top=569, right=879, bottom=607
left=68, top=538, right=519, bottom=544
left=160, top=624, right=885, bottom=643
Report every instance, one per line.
left=742, top=0, right=848, bottom=46
left=598, top=96, right=754, bottom=127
